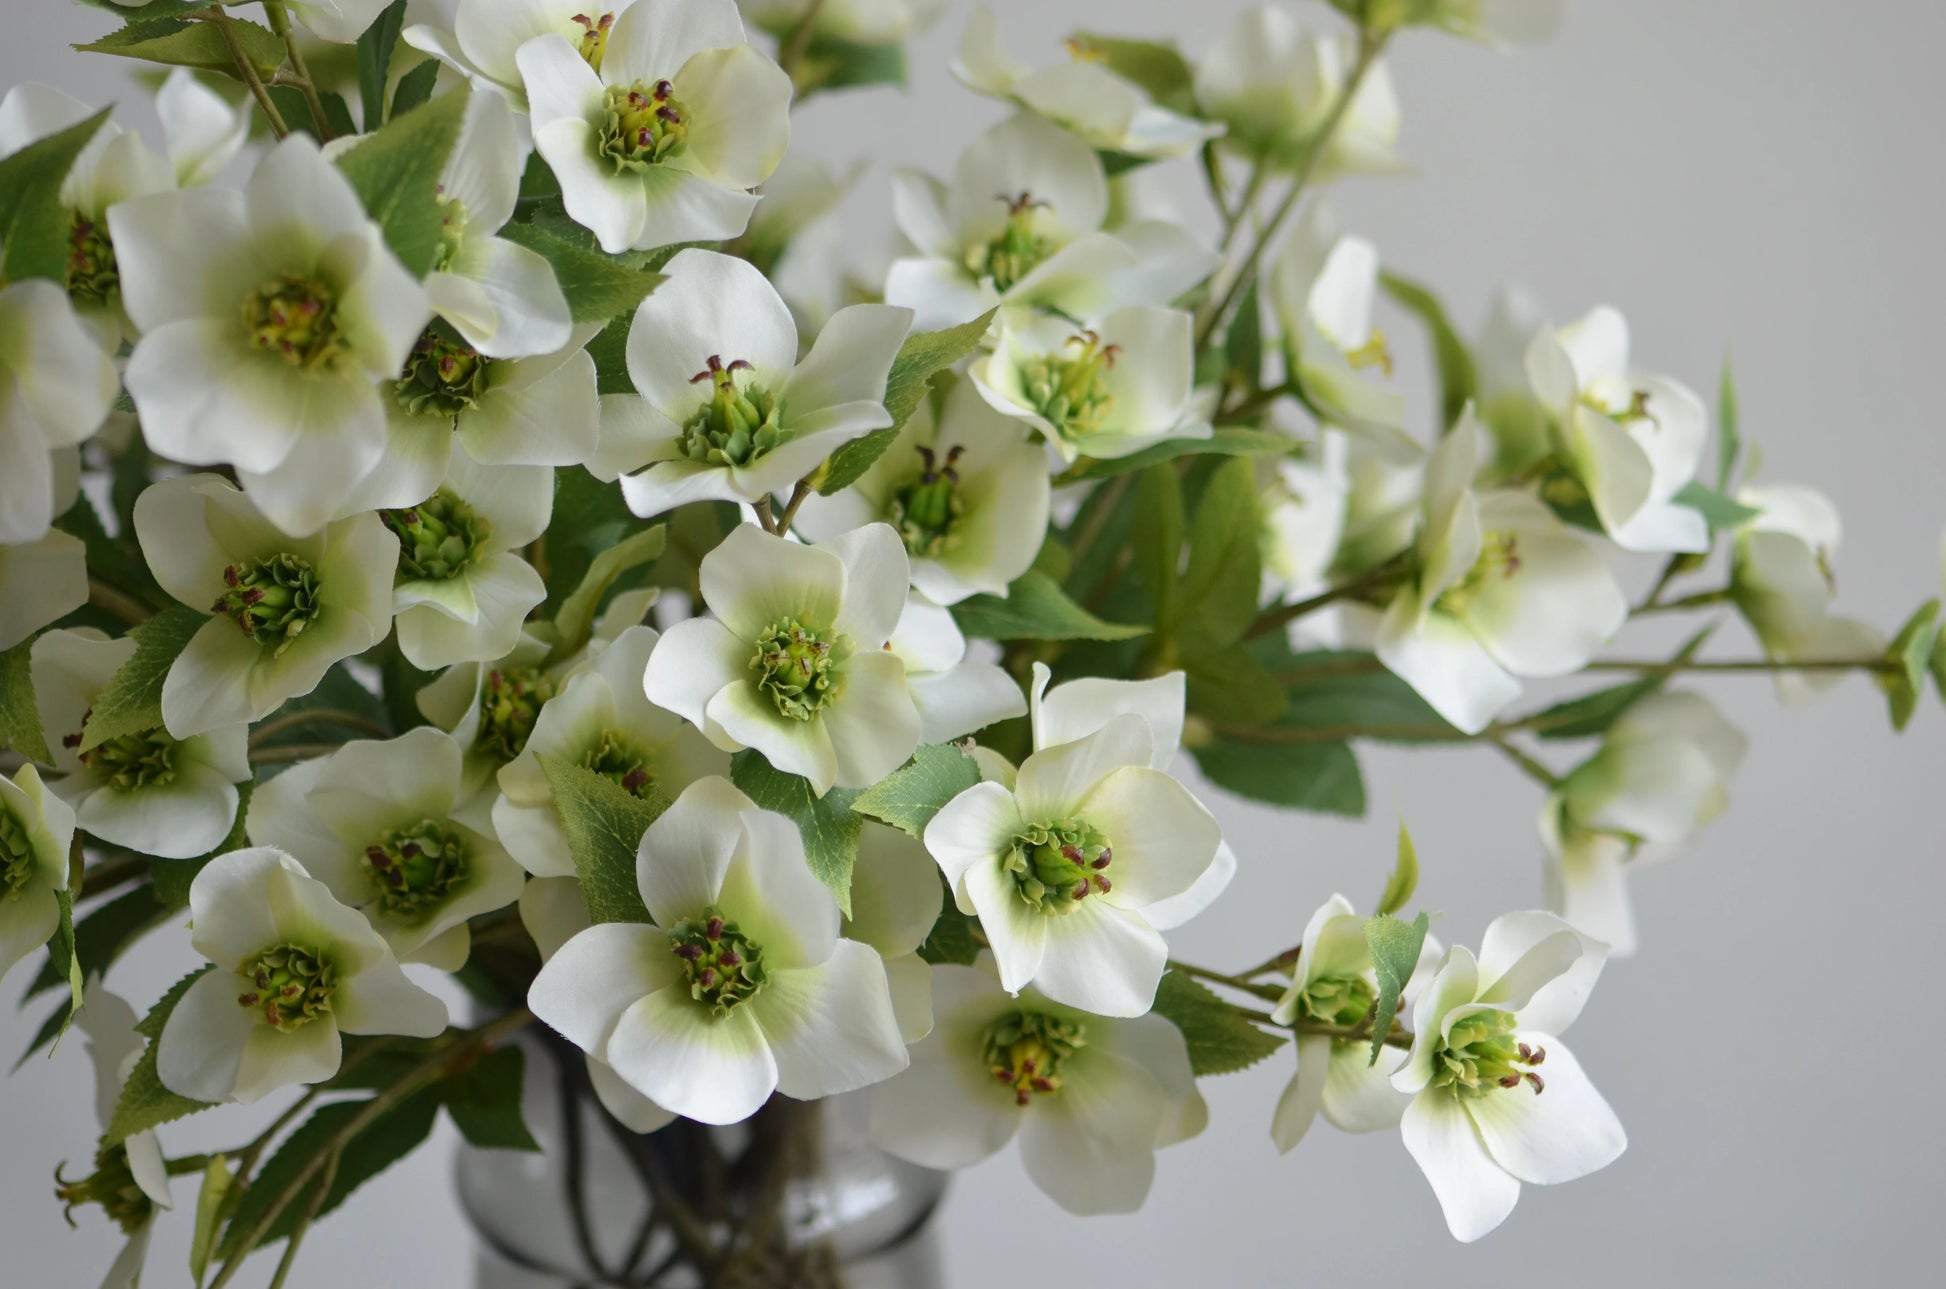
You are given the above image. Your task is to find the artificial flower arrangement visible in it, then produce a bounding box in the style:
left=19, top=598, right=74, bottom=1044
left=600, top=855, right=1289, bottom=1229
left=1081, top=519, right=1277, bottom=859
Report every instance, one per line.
left=2, top=0, right=1940, bottom=1284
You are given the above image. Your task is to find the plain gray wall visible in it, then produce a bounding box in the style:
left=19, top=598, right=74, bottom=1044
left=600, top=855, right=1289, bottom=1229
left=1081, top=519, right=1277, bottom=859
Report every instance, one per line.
left=4, top=1, right=1942, bottom=1285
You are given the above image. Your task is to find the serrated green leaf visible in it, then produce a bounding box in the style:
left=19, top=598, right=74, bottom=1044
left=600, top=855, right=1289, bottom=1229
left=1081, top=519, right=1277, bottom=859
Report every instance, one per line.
left=1717, top=357, right=1741, bottom=489
left=0, top=108, right=112, bottom=283
left=1380, top=271, right=1478, bottom=431
left=1526, top=625, right=1715, bottom=740
left=0, top=639, right=52, bottom=763
left=1268, top=647, right=1456, bottom=741
left=78, top=606, right=206, bottom=754
left=587, top=315, right=633, bottom=394
left=390, top=58, right=440, bottom=118
left=46, top=887, right=85, bottom=1042
left=547, top=525, right=666, bottom=664
left=1672, top=480, right=1761, bottom=532
left=1881, top=599, right=1941, bottom=733
left=27, top=884, right=168, bottom=1000
left=1176, top=457, right=1261, bottom=650
left=952, top=570, right=1148, bottom=642
left=850, top=744, right=983, bottom=838
left=77, top=17, right=284, bottom=80
left=730, top=751, right=862, bottom=915
left=497, top=219, right=666, bottom=323
left=1053, top=427, right=1292, bottom=485
left=1131, top=464, right=1184, bottom=631
left=1066, top=33, right=1196, bottom=112
left=1377, top=822, right=1418, bottom=917
left=915, top=879, right=982, bottom=966
left=1190, top=736, right=1365, bottom=816
left=819, top=310, right=994, bottom=496
left=1149, top=970, right=1287, bottom=1076
left=1364, top=911, right=1429, bottom=1066
left=1182, top=644, right=1286, bottom=727
left=189, top=1154, right=236, bottom=1288
left=441, top=1045, right=540, bottom=1151
left=536, top=755, right=658, bottom=924
left=107, top=966, right=217, bottom=1146
left=334, top=85, right=470, bottom=276
left=357, top=0, right=408, bottom=129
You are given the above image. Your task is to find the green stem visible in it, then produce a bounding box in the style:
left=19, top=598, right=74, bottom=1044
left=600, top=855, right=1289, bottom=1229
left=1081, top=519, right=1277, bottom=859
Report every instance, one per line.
left=1485, top=732, right=1561, bottom=789
left=247, top=708, right=392, bottom=749
left=263, top=2, right=334, bottom=142
left=1632, top=587, right=1733, bottom=616
left=87, top=580, right=153, bottom=627
left=206, top=7, right=288, bottom=139
left=1217, top=380, right=1299, bottom=426
left=777, top=0, right=828, bottom=92
left=264, top=1146, right=340, bottom=1289
left=775, top=477, right=815, bottom=535
left=1200, top=142, right=1234, bottom=228
left=1246, top=555, right=1406, bottom=641
left=249, top=742, right=347, bottom=764
left=1168, top=958, right=1286, bottom=1003
left=1581, top=656, right=1894, bottom=675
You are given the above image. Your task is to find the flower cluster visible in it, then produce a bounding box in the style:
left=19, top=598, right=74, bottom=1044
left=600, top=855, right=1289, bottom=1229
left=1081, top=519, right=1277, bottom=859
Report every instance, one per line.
left=0, top=0, right=1937, bottom=1283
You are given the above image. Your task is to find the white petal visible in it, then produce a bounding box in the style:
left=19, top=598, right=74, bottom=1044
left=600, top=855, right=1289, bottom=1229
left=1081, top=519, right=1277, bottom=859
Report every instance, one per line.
left=1466, top=1038, right=1626, bottom=1185
left=587, top=1056, right=677, bottom=1134
left=443, top=237, right=573, bottom=359
left=1322, top=1040, right=1412, bottom=1134
left=76, top=760, right=239, bottom=860
left=706, top=680, right=840, bottom=791
left=396, top=556, right=547, bottom=668
left=700, top=521, right=844, bottom=639
left=627, top=250, right=796, bottom=416
left=870, top=1052, right=1021, bottom=1169
left=643, top=616, right=749, bottom=735
left=1401, top=1089, right=1522, bottom=1242
left=232, top=1015, right=342, bottom=1103
left=1033, top=668, right=1184, bottom=766
left=1017, top=1045, right=1165, bottom=1215
left=751, top=942, right=908, bottom=1099
left=155, top=969, right=256, bottom=1102
left=1013, top=715, right=1153, bottom=822
left=1075, top=767, right=1219, bottom=912
left=636, top=775, right=753, bottom=924
left=1270, top=1033, right=1331, bottom=1153
left=157, top=68, right=245, bottom=188
left=783, top=304, right=912, bottom=422
left=633, top=165, right=761, bottom=248
left=882, top=257, right=997, bottom=333
left=1375, top=590, right=1521, bottom=736
left=671, top=44, right=792, bottom=190
left=334, top=960, right=448, bottom=1037
left=529, top=921, right=678, bottom=1053
left=1032, top=900, right=1167, bottom=1017
left=604, top=984, right=777, bottom=1125
left=534, top=117, right=648, bottom=254
left=923, top=780, right=1023, bottom=889
left=908, top=662, right=1027, bottom=744
left=516, top=34, right=605, bottom=126
left=466, top=348, right=601, bottom=467
left=604, top=0, right=747, bottom=86
left=821, top=650, right=922, bottom=789
left=961, top=851, right=1046, bottom=992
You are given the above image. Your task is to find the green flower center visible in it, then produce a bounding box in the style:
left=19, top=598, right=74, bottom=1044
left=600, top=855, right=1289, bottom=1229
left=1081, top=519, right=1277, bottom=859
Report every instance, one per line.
left=668, top=908, right=766, bottom=1015
left=751, top=617, right=845, bottom=722
left=1022, top=330, right=1120, bottom=444
left=1436, top=528, right=1522, bottom=617
left=433, top=192, right=469, bottom=273
left=1430, top=1007, right=1548, bottom=1097
left=214, top=554, right=323, bottom=656
left=1288, top=972, right=1377, bottom=1029
left=888, top=445, right=966, bottom=558
left=365, top=818, right=470, bottom=919
left=582, top=726, right=657, bottom=797
left=974, top=192, right=1057, bottom=293
left=599, top=80, right=690, bottom=171
left=55, top=1144, right=153, bottom=1236
left=980, top=1010, right=1086, bottom=1107
left=383, top=489, right=493, bottom=583
left=678, top=354, right=786, bottom=468
left=478, top=666, right=555, bottom=765
left=236, top=943, right=338, bottom=1031
left=243, top=273, right=342, bottom=372
left=1006, top=817, right=1113, bottom=914
left=66, top=212, right=118, bottom=307
left=1, top=806, right=37, bottom=902
left=573, top=11, right=616, bottom=71
left=395, top=324, right=490, bottom=417
left=77, top=727, right=180, bottom=792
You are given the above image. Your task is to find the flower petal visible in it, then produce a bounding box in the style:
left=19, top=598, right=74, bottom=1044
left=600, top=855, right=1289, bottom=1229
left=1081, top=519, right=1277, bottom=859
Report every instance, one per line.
left=1401, top=1088, right=1522, bottom=1242
left=751, top=942, right=908, bottom=1099
left=529, top=921, right=679, bottom=1053
left=1032, top=899, right=1167, bottom=1017
left=1466, top=1037, right=1626, bottom=1185
left=604, top=984, right=777, bottom=1125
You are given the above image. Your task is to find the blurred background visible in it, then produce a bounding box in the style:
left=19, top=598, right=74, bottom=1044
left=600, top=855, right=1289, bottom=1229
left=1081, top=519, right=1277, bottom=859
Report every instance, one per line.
left=5, top=1, right=1943, bottom=1285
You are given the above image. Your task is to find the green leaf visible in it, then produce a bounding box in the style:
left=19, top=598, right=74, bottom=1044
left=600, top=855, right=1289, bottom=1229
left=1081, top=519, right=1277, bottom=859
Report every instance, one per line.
left=1149, top=971, right=1287, bottom=1076
left=497, top=219, right=666, bottom=323
left=1131, top=464, right=1184, bottom=632
left=27, top=884, right=168, bottom=1000
left=0, top=639, right=52, bottom=763
left=1880, top=599, right=1941, bottom=733
left=1224, top=278, right=1264, bottom=390
left=539, top=467, right=661, bottom=618
left=1527, top=625, right=1714, bottom=740
left=1175, top=456, right=1261, bottom=651
left=76, top=17, right=285, bottom=80
left=46, top=888, right=85, bottom=1043
left=1717, top=357, right=1741, bottom=489
left=1182, top=644, right=1287, bottom=727
left=1380, top=271, right=1478, bottom=431
left=107, top=966, right=218, bottom=1146
left=1053, top=427, right=1291, bottom=485
left=151, top=781, right=252, bottom=912
left=73, top=0, right=216, bottom=17
left=1672, top=480, right=1761, bottom=532
left=0, top=108, right=112, bottom=283
left=390, top=58, right=440, bottom=118
left=850, top=744, right=982, bottom=838
left=588, top=315, right=633, bottom=394
left=1364, top=911, right=1429, bottom=1066
left=536, top=756, right=659, bottom=924
left=441, top=1045, right=540, bottom=1151
left=333, top=86, right=470, bottom=276
left=915, top=879, right=982, bottom=966
left=952, top=570, right=1148, bottom=642
left=356, top=0, right=408, bottom=129
left=1190, top=736, right=1365, bottom=816
left=1272, top=648, right=1456, bottom=741
left=547, top=525, right=666, bottom=664
left=1377, top=822, right=1418, bottom=917
left=819, top=309, right=996, bottom=496
left=730, top=751, right=862, bottom=916
left=189, top=1154, right=237, bottom=1288
left=78, top=606, right=207, bottom=754
left=795, top=33, right=907, bottom=94
left=1066, top=33, right=1196, bottom=112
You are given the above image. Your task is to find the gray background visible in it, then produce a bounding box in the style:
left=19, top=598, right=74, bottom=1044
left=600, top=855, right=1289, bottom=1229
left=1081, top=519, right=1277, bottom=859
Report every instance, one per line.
left=5, top=1, right=1943, bottom=1284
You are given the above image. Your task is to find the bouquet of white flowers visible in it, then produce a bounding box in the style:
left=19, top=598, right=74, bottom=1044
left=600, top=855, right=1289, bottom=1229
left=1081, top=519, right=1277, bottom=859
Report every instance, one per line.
left=3, top=0, right=1939, bottom=1284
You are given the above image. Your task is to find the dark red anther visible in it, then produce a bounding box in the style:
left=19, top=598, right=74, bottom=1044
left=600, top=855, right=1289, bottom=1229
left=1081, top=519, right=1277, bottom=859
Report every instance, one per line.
left=367, top=846, right=391, bottom=867
left=1015, top=1089, right=1031, bottom=1106
left=718, top=949, right=740, bottom=967
left=706, top=916, right=724, bottom=941
left=1090, top=852, right=1111, bottom=869
left=224, top=565, right=242, bottom=587
left=726, top=359, right=753, bottom=373
left=1031, top=1077, right=1054, bottom=1092
left=1093, top=875, right=1111, bottom=895
left=657, top=106, right=681, bottom=124
left=1071, top=883, right=1090, bottom=900
left=690, top=354, right=725, bottom=383
left=698, top=967, right=717, bottom=989
left=654, top=79, right=674, bottom=99
left=1525, top=1072, right=1545, bottom=1094
left=1060, top=844, right=1085, bottom=865
left=1498, top=1074, right=1522, bottom=1089
left=61, top=731, right=82, bottom=749
left=400, top=842, right=422, bottom=858
left=238, top=992, right=259, bottom=1008
left=674, top=942, right=704, bottom=960
left=622, top=767, right=648, bottom=792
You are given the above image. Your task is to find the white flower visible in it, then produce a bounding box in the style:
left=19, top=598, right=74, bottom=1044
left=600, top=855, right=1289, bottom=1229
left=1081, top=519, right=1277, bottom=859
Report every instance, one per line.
left=1415, top=0, right=1567, bottom=47
left=593, top=249, right=912, bottom=514
left=1471, top=286, right=1552, bottom=481
left=1541, top=691, right=1746, bottom=957
left=1376, top=411, right=1627, bottom=735
left=380, top=453, right=552, bottom=669
left=1267, top=204, right=1411, bottom=455
left=1393, top=911, right=1624, bottom=1242
left=0, top=529, right=88, bottom=652
left=527, top=776, right=909, bottom=1124
left=1194, top=6, right=1402, bottom=177
left=424, top=89, right=574, bottom=360
left=1268, top=894, right=1440, bottom=1151
left=155, top=847, right=449, bottom=1104
left=156, top=68, right=249, bottom=189
left=1524, top=305, right=1711, bottom=554
left=286, top=0, right=394, bottom=43
left=742, top=0, right=946, bottom=46
left=518, top=0, right=792, bottom=253
left=494, top=624, right=730, bottom=876
left=75, top=981, right=175, bottom=1289
left=0, top=764, right=76, bottom=988
left=924, top=703, right=1222, bottom=1017
left=31, top=628, right=249, bottom=860
left=794, top=376, right=1052, bottom=605
left=846, top=822, right=949, bottom=1041
left=952, top=6, right=1218, bottom=160
left=971, top=305, right=1206, bottom=464
left=111, top=135, right=431, bottom=536
left=0, top=278, right=118, bottom=544
left=869, top=957, right=1206, bottom=1214
left=132, top=474, right=398, bottom=738
left=406, top=0, right=643, bottom=109
left=646, top=523, right=922, bottom=794
left=886, top=593, right=1027, bottom=744
left=1731, top=482, right=1884, bottom=701
left=1260, top=445, right=1349, bottom=605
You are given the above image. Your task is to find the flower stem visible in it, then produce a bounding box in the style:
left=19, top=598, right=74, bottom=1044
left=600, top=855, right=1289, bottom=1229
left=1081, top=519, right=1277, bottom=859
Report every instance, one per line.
left=87, top=579, right=153, bottom=626
left=262, top=1, right=334, bottom=142
left=264, top=1145, right=340, bottom=1289
left=775, top=477, right=815, bottom=534
left=1168, top=958, right=1286, bottom=1003
left=247, top=708, right=393, bottom=749
left=1246, top=555, right=1406, bottom=641
left=778, top=0, right=829, bottom=94
left=205, top=8, right=289, bottom=139
left=1485, top=731, right=1561, bottom=789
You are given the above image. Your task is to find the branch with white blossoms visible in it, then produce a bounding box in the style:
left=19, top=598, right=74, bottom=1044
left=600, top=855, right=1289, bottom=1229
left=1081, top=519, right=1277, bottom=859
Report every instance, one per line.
left=0, top=0, right=1939, bottom=1283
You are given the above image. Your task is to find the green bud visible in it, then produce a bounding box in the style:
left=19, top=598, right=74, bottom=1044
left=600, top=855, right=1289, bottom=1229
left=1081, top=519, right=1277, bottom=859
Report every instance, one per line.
left=395, top=324, right=491, bottom=417
left=1, top=804, right=37, bottom=902
left=1005, top=817, right=1114, bottom=915
left=599, top=80, right=690, bottom=172
left=677, top=355, right=787, bottom=468
left=887, top=445, right=967, bottom=558
left=1290, top=972, right=1379, bottom=1029
left=973, top=192, right=1058, bottom=292
left=213, top=553, right=323, bottom=657
left=750, top=616, right=844, bottom=722
left=55, top=1143, right=154, bottom=1236
left=1023, top=330, right=1120, bottom=446
left=236, top=942, right=338, bottom=1031
left=243, top=273, right=342, bottom=371
left=477, top=666, right=555, bottom=765
left=668, top=907, right=766, bottom=1015
left=979, top=1010, right=1087, bottom=1106
left=365, top=818, right=470, bottom=919
left=383, top=488, right=493, bottom=583
left=65, top=211, right=118, bottom=307
left=581, top=726, right=658, bottom=797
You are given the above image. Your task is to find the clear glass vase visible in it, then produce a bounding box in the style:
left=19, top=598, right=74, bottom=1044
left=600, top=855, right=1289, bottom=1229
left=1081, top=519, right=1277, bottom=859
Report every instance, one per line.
left=457, top=1032, right=948, bottom=1288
